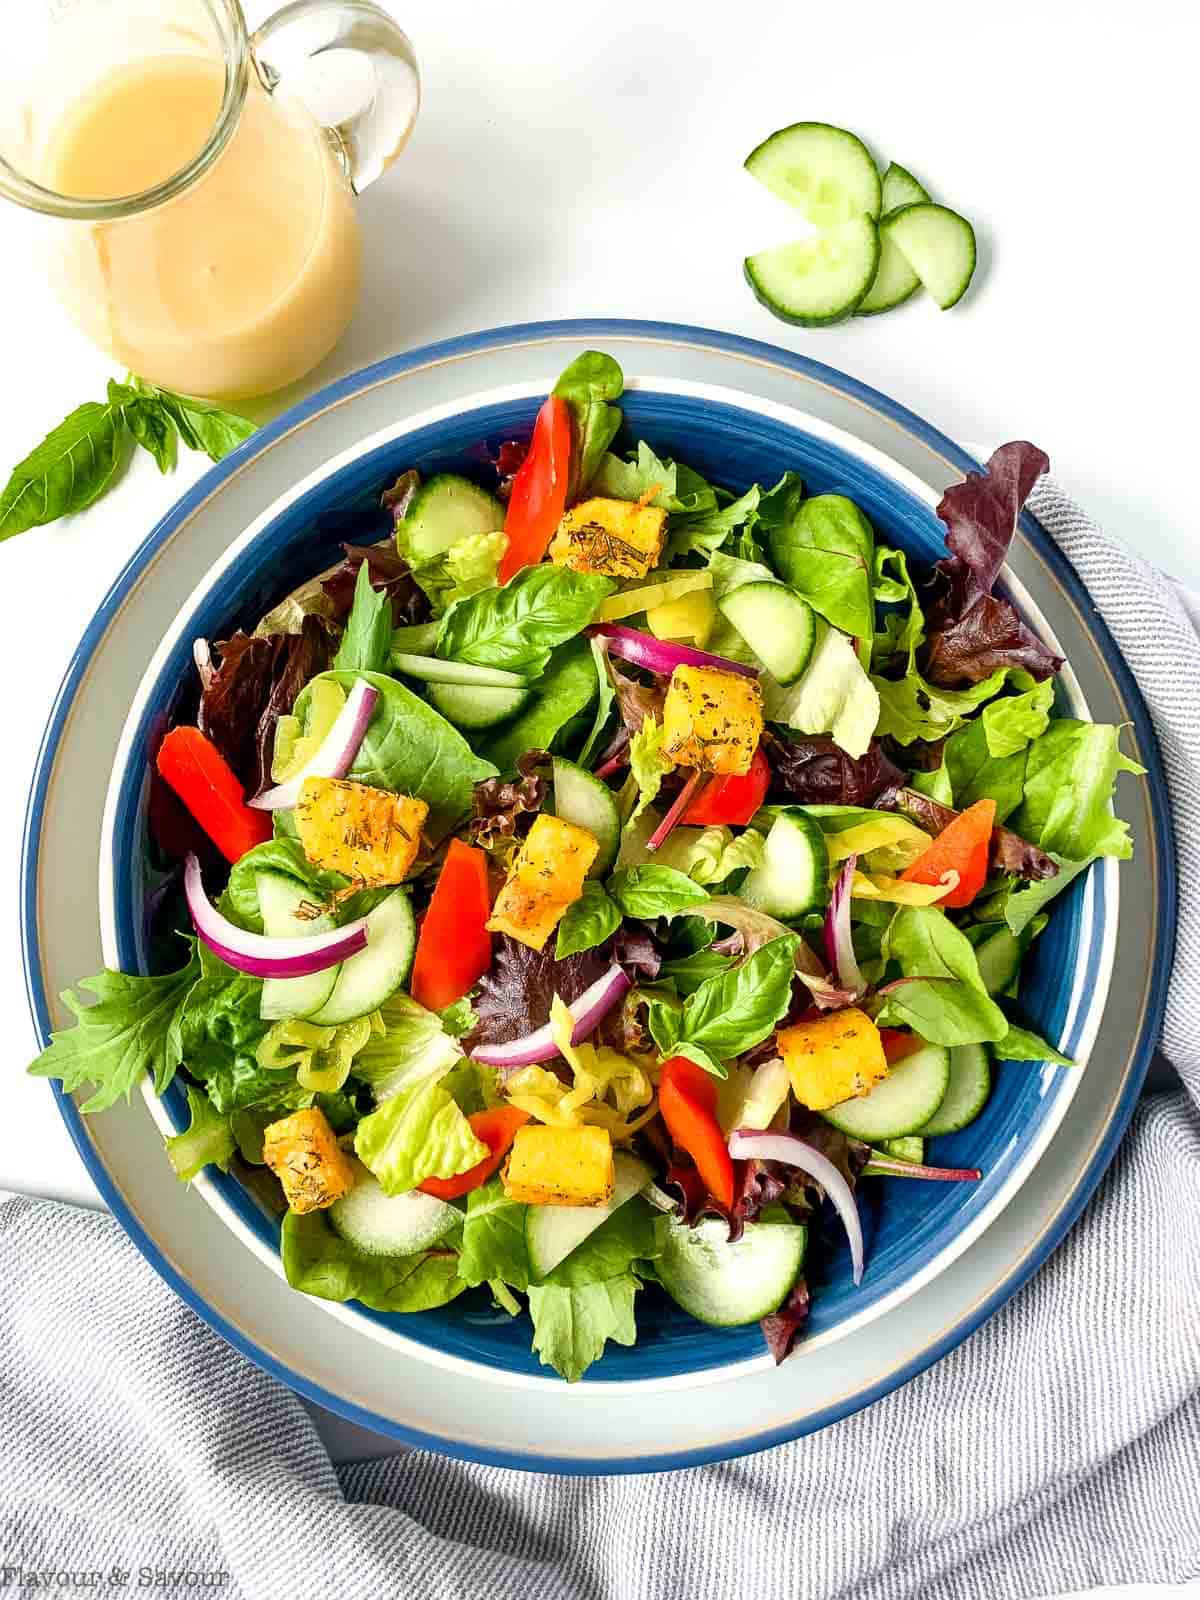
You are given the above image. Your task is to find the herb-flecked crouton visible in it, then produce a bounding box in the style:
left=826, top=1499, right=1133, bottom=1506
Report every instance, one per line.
left=779, top=1008, right=888, bottom=1111
left=295, top=777, right=427, bottom=885
left=487, top=813, right=599, bottom=952
left=661, top=664, right=764, bottom=776
left=263, top=1107, right=356, bottom=1213
left=549, top=496, right=668, bottom=579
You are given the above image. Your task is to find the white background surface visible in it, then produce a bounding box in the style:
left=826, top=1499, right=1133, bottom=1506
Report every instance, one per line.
left=0, top=0, right=1194, bottom=1573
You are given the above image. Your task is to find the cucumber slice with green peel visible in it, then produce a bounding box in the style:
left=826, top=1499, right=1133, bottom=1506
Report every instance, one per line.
left=882, top=203, right=977, bottom=310
left=426, top=680, right=532, bottom=730
left=525, top=1152, right=651, bottom=1281
left=396, top=473, right=505, bottom=565
left=741, top=809, right=829, bottom=920
left=551, top=756, right=620, bottom=875
left=745, top=217, right=881, bottom=327
left=657, top=1215, right=807, bottom=1327
left=329, top=1161, right=460, bottom=1257
left=856, top=234, right=921, bottom=316
left=881, top=1135, right=926, bottom=1165
left=257, top=872, right=340, bottom=1021
left=822, top=1043, right=951, bottom=1141
left=881, top=162, right=931, bottom=214
left=390, top=621, right=440, bottom=656
left=744, top=122, right=882, bottom=225
left=717, top=581, right=817, bottom=685
left=917, top=1043, right=991, bottom=1136
left=307, top=889, right=416, bottom=1025
left=391, top=653, right=527, bottom=690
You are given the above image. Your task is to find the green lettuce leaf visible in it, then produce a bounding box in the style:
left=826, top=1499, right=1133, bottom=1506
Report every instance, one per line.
left=667, top=484, right=762, bottom=560
left=1009, top=720, right=1144, bottom=861
left=996, top=1019, right=1074, bottom=1065
left=407, top=529, right=508, bottom=615
left=626, top=716, right=673, bottom=828
left=592, top=441, right=717, bottom=514
left=651, top=934, right=799, bottom=1074
left=556, top=880, right=623, bottom=958
left=436, top=564, right=613, bottom=674
left=764, top=626, right=880, bottom=759
left=354, top=1077, right=488, bottom=1195
left=982, top=853, right=1095, bottom=937
left=281, top=1209, right=465, bottom=1312
left=943, top=716, right=1029, bottom=820
left=553, top=351, right=624, bottom=498
left=477, top=637, right=598, bottom=776
left=527, top=1274, right=639, bottom=1381
left=333, top=559, right=393, bottom=674
left=543, top=1196, right=664, bottom=1287
left=765, top=493, right=875, bottom=641
left=576, top=635, right=617, bottom=768
left=438, top=996, right=480, bottom=1040
left=164, top=1086, right=236, bottom=1182
left=351, top=992, right=464, bottom=1102
left=981, top=676, right=1056, bottom=757
left=650, top=824, right=765, bottom=885
left=873, top=664, right=1011, bottom=746
left=458, top=1174, right=531, bottom=1289
left=877, top=907, right=1009, bottom=1045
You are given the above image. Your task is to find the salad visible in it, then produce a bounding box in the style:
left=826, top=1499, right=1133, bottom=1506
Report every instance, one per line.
left=31, top=353, right=1143, bottom=1381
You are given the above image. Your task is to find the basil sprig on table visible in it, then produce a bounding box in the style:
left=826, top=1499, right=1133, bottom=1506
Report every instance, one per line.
left=0, top=375, right=255, bottom=540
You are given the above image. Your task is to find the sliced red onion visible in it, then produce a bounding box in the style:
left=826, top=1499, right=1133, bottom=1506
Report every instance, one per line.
left=249, top=679, right=378, bottom=810
left=862, top=1152, right=982, bottom=1182
left=646, top=770, right=706, bottom=852
left=471, top=965, right=632, bottom=1071
left=184, top=854, right=367, bottom=978
left=729, top=1127, right=865, bottom=1285
left=192, top=637, right=213, bottom=692
left=588, top=623, right=759, bottom=680
left=824, top=855, right=866, bottom=998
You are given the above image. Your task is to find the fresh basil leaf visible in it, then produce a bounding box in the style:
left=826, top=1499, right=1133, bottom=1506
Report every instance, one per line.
left=436, top=565, right=613, bottom=674
left=457, top=1175, right=531, bottom=1288
left=576, top=635, right=617, bottom=768
left=281, top=1209, right=465, bottom=1312
left=553, top=351, right=624, bottom=498
left=354, top=1077, right=488, bottom=1195
left=28, top=951, right=200, bottom=1112
left=527, top=1273, right=639, bottom=1382
left=1009, top=719, right=1144, bottom=861
left=297, top=671, right=497, bottom=842
left=164, top=1085, right=235, bottom=1181
left=646, top=993, right=683, bottom=1056
left=477, top=637, right=598, bottom=776
left=669, top=933, right=800, bottom=1072
left=995, top=1020, right=1074, bottom=1065
left=135, top=378, right=255, bottom=462
left=879, top=907, right=1008, bottom=1044
left=333, top=559, right=393, bottom=674
left=659, top=945, right=735, bottom=996
left=608, top=865, right=709, bottom=920
left=766, top=493, right=875, bottom=641
left=544, top=1197, right=664, bottom=1287
left=108, top=380, right=177, bottom=474
left=0, top=400, right=124, bottom=540
left=556, top=880, right=622, bottom=958
left=224, top=836, right=388, bottom=932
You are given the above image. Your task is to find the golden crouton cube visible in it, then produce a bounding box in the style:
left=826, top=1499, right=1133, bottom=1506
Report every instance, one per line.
left=263, top=1107, right=356, bottom=1214
left=487, top=813, right=599, bottom=951
left=295, top=777, right=427, bottom=885
left=549, top=496, right=668, bottom=579
left=779, top=1008, right=888, bottom=1111
left=503, top=1124, right=615, bottom=1207
left=662, top=664, right=764, bottom=776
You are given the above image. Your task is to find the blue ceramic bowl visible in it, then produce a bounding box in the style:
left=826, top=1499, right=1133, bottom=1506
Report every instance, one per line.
left=105, top=383, right=1108, bottom=1385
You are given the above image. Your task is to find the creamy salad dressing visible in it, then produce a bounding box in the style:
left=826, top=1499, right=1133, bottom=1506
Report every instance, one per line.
left=43, top=53, right=362, bottom=398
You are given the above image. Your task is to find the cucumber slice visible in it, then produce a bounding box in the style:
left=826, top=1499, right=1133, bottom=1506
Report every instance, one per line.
left=526, top=1152, right=651, bottom=1280
left=741, top=810, right=829, bottom=919
left=329, top=1160, right=460, bottom=1257
left=918, top=1043, right=991, bottom=1136
left=881, top=203, right=977, bottom=310
left=717, top=582, right=817, bottom=685
left=307, top=889, right=416, bottom=1025
left=881, top=162, right=930, bottom=213
left=396, top=473, right=505, bottom=565
left=426, top=680, right=532, bottom=730
left=822, top=1043, right=951, bottom=1141
left=745, top=217, right=881, bottom=327
left=551, top=756, right=620, bottom=876
left=744, top=122, right=881, bottom=225
left=881, top=1135, right=925, bottom=1165
left=391, top=653, right=527, bottom=689
left=257, top=872, right=340, bottom=1021
left=974, top=928, right=1024, bottom=997
left=657, top=1215, right=807, bottom=1327
left=390, top=621, right=440, bottom=656
left=856, top=235, right=920, bottom=316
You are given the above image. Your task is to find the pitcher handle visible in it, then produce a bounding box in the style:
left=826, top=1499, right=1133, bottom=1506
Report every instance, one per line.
left=251, top=0, right=420, bottom=193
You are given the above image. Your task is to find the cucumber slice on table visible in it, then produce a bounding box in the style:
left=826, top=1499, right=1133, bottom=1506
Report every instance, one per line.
left=426, top=680, right=532, bottom=730
left=858, top=166, right=933, bottom=316
left=741, top=809, right=829, bottom=920
left=717, top=581, right=817, bottom=685
left=396, top=473, right=505, bottom=565
left=551, top=756, right=620, bottom=875
left=745, top=216, right=881, bottom=327
left=744, top=122, right=882, bottom=224
left=822, top=1042, right=951, bottom=1141
left=307, top=889, right=416, bottom=1025
left=257, top=871, right=340, bottom=1022
left=526, top=1152, right=651, bottom=1280
left=329, top=1161, right=460, bottom=1257
left=881, top=203, right=977, bottom=310
left=917, top=1043, right=991, bottom=1136
left=657, top=1214, right=807, bottom=1327
left=391, top=654, right=527, bottom=690
left=880, top=162, right=930, bottom=213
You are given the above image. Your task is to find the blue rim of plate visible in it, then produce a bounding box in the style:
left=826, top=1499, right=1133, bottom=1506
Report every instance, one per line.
left=19, top=319, right=1176, bottom=1473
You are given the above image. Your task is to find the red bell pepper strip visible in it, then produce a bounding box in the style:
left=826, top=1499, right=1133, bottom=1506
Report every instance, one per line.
left=659, top=1055, right=735, bottom=1210
left=155, top=726, right=272, bottom=864
left=879, top=1028, right=925, bottom=1065
left=681, top=746, right=770, bottom=828
left=900, top=797, right=997, bottom=910
left=497, top=394, right=571, bottom=583
left=410, top=840, right=493, bottom=1012
left=418, top=1106, right=529, bottom=1200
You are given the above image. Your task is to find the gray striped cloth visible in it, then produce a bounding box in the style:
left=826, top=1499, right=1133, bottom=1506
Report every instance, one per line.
left=2, top=479, right=1197, bottom=1600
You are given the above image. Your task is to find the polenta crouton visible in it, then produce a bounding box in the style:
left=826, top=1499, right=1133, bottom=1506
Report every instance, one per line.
left=487, top=813, right=599, bottom=952
left=263, top=1107, right=356, bottom=1213
left=295, top=777, right=427, bottom=885
left=549, top=496, right=667, bottom=579
left=503, top=1124, right=615, bottom=1206
left=779, top=1008, right=888, bottom=1111
left=662, top=664, right=764, bottom=776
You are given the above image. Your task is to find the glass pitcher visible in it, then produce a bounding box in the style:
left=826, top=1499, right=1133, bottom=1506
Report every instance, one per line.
left=0, top=0, right=419, bottom=400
